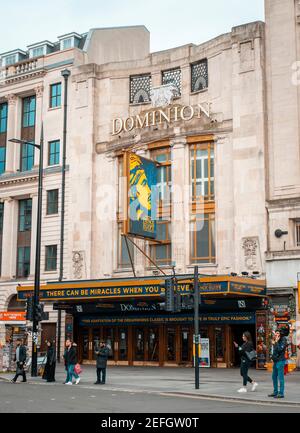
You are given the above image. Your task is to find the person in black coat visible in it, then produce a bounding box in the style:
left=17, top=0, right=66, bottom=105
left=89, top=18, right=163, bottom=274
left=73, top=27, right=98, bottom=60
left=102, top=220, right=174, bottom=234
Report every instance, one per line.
left=234, top=331, right=258, bottom=393
left=43, top=341, right=56, bottom=382
left=63, top=340, right=80, bottom=385
left=94, top=341, right=110, bottom=385
left=11, top=339, right=27, bottom=383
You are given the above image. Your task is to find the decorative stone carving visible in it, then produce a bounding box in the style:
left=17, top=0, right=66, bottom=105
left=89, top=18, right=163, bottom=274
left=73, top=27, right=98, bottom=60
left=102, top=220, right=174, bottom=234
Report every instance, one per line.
left=35, top=85, right=44, bottom=98
left=72, top=251, right=85, bottom=279
left=5, top=94, right=17, bottom=105
left=150, top=84, right=178, bottom=108
left=242, top=237, right=261, bottom=271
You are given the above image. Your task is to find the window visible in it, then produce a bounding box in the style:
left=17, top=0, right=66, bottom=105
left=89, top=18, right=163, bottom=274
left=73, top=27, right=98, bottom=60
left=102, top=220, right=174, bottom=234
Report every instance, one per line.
left=31, top=47, right=44, bottom=58
left=20, top=142, right=34, bottom=172
left=18, top=199, right=32, bottom=232
left=0, top=103, right=8, bottom=133
left=17, top=246, right=31, bottom=278
left=130, top=74, right=152, bottom=104
left=47, top=190, right=59, bottom=215
left=190, top=213, right=215, bottom=264
left=0, top=202, right=3, bottom=233
left=0, top=147, right=5, bottom=175
left=190, top=143, right=214, bottom=202
left=117, top=157, right=134, bottom=269
left=4, top=55, right=16, bottom=66
left=45, top=245, right=57, bottom=271
left=296, top=221, right=300, bottom=247
left=191, top=59, right=208, bottom=93
left=190, top=141, right=215, bottom=264
left=162, top=68, right=181, bottom=97
left=62, top=38, right=72, bottom=50
left=149, top=148, right=172, bottom=266
left=50, top=83, right=61, bottom=108
left=0, top=202, right=3, bottom=275
left=118, top=223, right=134, bottom=269
left=22, top=96, right=36, bottom=128
left=48, top=140, right=60, bottom=165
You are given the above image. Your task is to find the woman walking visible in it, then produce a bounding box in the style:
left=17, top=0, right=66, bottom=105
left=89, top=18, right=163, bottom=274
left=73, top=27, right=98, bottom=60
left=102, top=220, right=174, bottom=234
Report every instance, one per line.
left=234, top=331, right=258, bottom=393
left=63, top=339, right=80, bottom=385
left=43, top=341, right=56, bottom=382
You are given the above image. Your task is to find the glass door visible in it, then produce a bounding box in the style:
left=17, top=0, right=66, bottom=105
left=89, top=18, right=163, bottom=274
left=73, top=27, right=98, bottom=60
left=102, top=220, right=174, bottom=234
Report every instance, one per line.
left=181, top=326, right=192, bottom=363
left=214, top=327, right=225, bottom=365
left=119, top=328, right=128, bottom=361
left=133, top=328, right=145, bottom=361
left=166, top=327, right=176, bottom=362
left=92, top=328, right=101, bottom=360
left=81, top=328, right=89, bottom=361
left=147, top=327, right=159, bottom=362
left=103, top=327, right=114, bottom=360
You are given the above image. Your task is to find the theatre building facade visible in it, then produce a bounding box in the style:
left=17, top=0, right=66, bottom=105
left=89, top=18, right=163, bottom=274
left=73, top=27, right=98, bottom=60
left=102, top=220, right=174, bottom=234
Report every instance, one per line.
left=11, top=21, right=271, bottom=368
left=0, top=5, right=298, bottom=368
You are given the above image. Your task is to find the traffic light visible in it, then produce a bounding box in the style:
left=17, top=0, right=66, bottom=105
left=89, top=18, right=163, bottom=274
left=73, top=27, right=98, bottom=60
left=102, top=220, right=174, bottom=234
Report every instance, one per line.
left=26, top=297, right=34, bottom=321
left=159, top=278, right=175, bottom=312
left=34, top=303, right=44, bottom=322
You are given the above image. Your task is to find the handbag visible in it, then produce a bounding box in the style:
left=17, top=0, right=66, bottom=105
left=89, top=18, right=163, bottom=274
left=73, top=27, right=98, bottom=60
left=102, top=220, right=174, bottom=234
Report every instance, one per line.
left=74, top=363, right=82, bottom=375
left=246, top=350, right=257, bottom=362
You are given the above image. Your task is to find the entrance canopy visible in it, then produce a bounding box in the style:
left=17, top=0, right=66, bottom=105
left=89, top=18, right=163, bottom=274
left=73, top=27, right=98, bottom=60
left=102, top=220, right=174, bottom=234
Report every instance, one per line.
left=17, top=275, right=266, bottom=302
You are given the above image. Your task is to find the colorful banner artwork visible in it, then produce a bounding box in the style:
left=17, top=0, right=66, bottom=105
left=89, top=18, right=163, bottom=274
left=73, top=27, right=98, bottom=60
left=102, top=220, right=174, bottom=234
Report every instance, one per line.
left=128, top=153, right=157, bottom=239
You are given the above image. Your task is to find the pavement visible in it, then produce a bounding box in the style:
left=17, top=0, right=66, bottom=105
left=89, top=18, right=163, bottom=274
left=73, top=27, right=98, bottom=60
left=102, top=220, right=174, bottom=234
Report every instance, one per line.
left=1, top=365, right=300, bottom=407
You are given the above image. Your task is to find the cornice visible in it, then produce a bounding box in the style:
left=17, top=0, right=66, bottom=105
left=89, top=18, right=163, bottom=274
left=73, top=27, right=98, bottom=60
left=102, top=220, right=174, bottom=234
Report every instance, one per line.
left=3, top=70, right=47, bottom=86
left=0, top=173, right=38, bottom=187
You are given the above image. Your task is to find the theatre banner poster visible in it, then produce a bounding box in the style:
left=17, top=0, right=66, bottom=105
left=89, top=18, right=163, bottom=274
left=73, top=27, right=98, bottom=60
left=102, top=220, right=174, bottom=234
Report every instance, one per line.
left=126, top=152, right=158, bottom=240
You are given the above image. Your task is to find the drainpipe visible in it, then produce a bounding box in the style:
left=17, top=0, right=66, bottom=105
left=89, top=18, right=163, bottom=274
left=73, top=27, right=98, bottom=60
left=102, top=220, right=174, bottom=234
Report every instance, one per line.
left=57, top=69, right=71, bottom=362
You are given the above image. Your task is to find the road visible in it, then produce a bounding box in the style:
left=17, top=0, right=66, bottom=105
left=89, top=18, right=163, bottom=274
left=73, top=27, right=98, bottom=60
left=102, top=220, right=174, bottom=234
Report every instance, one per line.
left=1, top=380, right=300, bottom=413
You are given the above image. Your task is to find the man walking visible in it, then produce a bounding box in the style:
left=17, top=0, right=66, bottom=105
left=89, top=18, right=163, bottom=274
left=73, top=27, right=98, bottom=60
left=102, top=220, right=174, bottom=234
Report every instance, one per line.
left=11, top=339, right=27, bottom=383
left=268, top=329, right=288, bottom=399
left=94, top=341, right=110, bottom=385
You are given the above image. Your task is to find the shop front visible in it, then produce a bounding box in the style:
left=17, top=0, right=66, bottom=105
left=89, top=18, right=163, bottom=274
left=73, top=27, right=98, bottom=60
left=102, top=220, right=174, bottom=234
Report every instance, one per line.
left=17, top=275, right=268, bottom=369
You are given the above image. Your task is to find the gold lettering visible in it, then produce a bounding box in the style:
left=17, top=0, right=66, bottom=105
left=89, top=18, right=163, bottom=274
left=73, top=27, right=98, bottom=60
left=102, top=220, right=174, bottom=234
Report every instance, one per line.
left=135, top=113, right=150, bottom=129
left=124, top=117, right=135, bottom=132
left=112, top=118, right=123, bottom=135
left=197, top=103, right=211, bottom=119
left=180, top=105, right=194, bottom=121
left=158, top=108, right=171, bottom=124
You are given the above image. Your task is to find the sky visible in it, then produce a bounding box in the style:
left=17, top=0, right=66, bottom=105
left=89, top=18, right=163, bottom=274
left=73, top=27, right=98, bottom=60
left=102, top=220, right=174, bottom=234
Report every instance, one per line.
left=0, top=0, right=264, bottom=54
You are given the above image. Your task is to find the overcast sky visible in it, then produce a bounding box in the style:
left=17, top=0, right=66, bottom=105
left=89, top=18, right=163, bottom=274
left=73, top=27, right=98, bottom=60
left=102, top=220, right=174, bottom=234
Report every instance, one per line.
left=1, top=0, right=264, bottom=54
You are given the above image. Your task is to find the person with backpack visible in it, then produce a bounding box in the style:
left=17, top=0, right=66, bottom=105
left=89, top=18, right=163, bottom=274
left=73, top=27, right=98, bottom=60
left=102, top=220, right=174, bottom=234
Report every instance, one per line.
left=234, top=331, right=258, bottom=393
left=268, top=329, right=288, bottom=399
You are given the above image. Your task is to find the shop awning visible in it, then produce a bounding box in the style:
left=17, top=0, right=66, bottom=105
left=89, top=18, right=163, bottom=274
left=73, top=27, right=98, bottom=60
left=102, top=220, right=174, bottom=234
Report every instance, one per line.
left=17, top=275, right=266, bottom=302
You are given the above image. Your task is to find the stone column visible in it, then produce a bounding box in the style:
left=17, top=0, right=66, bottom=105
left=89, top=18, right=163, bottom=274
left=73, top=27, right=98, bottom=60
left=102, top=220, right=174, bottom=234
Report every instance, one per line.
left=4, top=94, right=18, bottom=173
left=33, top=85, right=44, bottom=168
left=1, top=197, right=18, bottom=279
left=29, top=193, right=38, bottom=277
left=170, top=136, right=188, bottom=274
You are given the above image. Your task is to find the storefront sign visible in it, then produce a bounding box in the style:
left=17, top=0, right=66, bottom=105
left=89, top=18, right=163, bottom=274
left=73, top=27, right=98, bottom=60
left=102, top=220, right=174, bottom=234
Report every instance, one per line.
left=78, top=312, right=255, bottom=327
left=17, top=278, right=265, bottom=302
left=127, top=153, right=157, bottom=239
left=112, top=103, right=211, bottom=136
left=0, top=312, right=26, bottom=322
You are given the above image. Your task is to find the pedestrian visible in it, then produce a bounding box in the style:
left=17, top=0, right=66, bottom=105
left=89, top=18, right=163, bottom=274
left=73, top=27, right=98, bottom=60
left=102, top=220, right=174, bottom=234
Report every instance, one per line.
left=234, top=331, right=258, bottom=393
left=43, top=340, right=56, bottom=382
left=11, top=339, right=27, bottom=384
left=63, top=339, right=80, bottom=385
left=268, top=329, right=288, bottom=399
left=94, top=341, right=110, bottom=385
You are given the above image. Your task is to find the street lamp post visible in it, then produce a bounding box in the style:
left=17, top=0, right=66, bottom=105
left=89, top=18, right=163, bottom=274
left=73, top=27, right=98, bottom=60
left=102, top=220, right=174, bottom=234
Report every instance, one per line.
left=9, top=124, right=44, bottom=377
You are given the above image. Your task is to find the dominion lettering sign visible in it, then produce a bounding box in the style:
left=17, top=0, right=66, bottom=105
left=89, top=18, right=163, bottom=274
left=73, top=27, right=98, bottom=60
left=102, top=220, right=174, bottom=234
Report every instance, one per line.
left=112, top=103, right=211, bottom=136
